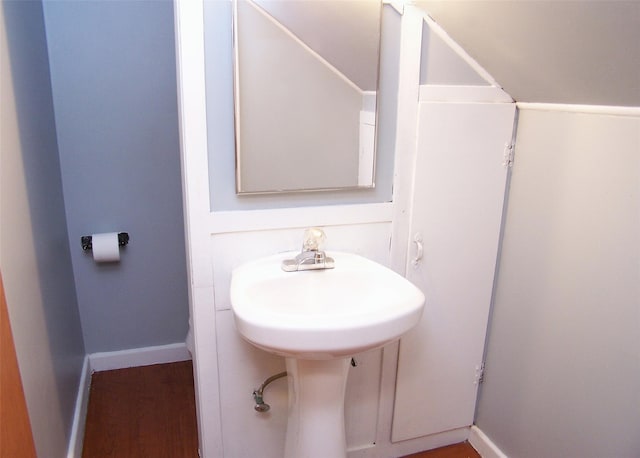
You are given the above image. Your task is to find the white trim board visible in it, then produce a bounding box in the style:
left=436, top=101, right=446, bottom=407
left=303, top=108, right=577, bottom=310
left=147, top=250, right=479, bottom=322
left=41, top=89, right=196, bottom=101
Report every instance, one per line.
left=469, top=425, right=508, bottom=458
left=67, top=356, right=91, bottom=458
left=174, top=0, right=225, bottom=456
left=516, top=102, right=640, bottom=117
left=174, top=0, right=212, bottom=290
left=209, top=202, right=394, bottom=234
left=388, top=4, right=423, bottom=276
left=89, top=342, right=191, bottom=372
left=419, top=85, right=513, bottom=104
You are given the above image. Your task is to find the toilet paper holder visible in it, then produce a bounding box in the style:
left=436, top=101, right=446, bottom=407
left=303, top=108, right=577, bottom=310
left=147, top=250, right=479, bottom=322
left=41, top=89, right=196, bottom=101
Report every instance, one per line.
left=81, top=232, right=129, bottom=251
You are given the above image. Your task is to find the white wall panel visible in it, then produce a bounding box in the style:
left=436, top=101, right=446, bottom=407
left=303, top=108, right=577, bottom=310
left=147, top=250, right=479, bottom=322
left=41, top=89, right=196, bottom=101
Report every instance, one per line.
left=216, top=310, right=288, bottom=458
left=475, top=108, right=640, bottom=458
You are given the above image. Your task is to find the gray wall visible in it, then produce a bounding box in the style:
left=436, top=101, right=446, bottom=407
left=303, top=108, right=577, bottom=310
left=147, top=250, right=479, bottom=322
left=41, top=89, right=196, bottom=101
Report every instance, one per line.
left=0, top=1, right=85, bottom=455
left=42, top=0, right=189, bottom=353
left=204, top=2, right=400, bottom=210
left=415, top=1, right=640, bottom=106
left=476, top=108, right=640, bottom=457
left=420, top=20, right=488, bottom=86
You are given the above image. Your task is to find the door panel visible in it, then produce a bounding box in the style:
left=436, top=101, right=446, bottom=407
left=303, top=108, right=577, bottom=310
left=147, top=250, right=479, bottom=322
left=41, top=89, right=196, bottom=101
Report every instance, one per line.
left=1, top=273, right=37, bottom=457
left=392, top=102, right=515, bottom=441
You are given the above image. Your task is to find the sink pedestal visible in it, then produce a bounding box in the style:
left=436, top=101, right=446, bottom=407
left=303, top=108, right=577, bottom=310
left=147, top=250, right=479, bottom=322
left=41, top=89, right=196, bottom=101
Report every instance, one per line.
left=284, top=357, right=351, bottom=458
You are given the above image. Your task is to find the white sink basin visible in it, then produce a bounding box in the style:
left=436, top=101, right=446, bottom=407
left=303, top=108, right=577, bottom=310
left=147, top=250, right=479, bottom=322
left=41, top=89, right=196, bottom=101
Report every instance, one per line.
left=230, top=251, right=425, bottom=359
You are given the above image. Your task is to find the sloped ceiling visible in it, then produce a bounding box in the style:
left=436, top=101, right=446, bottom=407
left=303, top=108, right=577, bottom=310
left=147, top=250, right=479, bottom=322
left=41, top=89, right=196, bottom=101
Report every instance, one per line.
left=415, top=1, right=640, bottom=107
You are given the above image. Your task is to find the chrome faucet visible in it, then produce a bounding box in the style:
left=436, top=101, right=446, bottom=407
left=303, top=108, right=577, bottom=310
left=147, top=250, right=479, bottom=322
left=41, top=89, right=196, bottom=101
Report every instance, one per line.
left=282, top=227, right=335, bottom=272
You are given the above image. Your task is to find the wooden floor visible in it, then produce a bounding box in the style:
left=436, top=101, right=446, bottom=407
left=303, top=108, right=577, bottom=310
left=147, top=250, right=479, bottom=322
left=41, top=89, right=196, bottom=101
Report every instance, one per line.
left=82, top=362, right=479, bottom=458
left=403, top=442, right=480, bottom=458
left=82, top=361, right=199, bottom=457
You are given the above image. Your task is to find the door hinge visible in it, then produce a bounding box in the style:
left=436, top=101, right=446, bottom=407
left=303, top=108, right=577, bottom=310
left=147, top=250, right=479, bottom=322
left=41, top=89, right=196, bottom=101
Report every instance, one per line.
left=474, top=362, right=485, bottom=385
left=502, top=142, right=515, bottom=168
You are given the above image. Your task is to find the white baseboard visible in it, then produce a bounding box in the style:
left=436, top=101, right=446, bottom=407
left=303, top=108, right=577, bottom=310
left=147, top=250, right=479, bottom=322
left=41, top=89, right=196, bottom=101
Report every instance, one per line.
left=349, top=427, right=470, bottom=458
left=469, top=425, right=508, bottom=458
left=89, top=342, right=191, bottom=372
left=67, top=356, right=91, bottom=458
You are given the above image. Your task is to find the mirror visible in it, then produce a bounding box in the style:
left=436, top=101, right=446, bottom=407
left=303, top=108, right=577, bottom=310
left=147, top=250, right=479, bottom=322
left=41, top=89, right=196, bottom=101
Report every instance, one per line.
left=233, top=0, right=382, bottom=194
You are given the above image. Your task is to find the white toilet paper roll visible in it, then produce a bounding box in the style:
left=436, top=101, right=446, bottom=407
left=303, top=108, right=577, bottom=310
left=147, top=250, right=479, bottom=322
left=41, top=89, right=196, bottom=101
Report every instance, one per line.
left=92, top=232, right=121, bottom=262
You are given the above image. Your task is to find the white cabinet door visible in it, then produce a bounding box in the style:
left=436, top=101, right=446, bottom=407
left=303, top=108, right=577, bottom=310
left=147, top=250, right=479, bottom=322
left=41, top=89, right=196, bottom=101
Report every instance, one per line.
left=392, top=102, right=516, bottom=441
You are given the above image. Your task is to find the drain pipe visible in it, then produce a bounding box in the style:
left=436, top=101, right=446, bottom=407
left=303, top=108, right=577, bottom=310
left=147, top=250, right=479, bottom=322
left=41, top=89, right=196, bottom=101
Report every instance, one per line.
left=253, top=371, right=288, bottom=412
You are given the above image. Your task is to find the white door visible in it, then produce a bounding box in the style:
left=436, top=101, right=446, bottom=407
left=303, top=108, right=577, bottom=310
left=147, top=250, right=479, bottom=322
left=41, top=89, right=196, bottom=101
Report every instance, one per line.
left=392, top=101, right=516, bottom=441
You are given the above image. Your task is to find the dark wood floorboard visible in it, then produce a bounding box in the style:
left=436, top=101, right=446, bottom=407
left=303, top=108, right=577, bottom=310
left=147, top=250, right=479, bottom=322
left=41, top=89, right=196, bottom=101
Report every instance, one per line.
left=82, top=361, right=477, bottom=458
left=402, top=442, right=481, bottom=458
left=82, top=361, right=198, bottom=458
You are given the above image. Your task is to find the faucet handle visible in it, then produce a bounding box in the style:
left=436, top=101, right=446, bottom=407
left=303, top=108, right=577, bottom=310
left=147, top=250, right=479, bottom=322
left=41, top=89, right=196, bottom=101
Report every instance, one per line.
left=302, top=227, right=326, bottom=252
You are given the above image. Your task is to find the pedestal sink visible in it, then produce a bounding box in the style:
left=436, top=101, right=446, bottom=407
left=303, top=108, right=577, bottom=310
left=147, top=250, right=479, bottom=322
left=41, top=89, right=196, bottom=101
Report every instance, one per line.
left=230, top=251, right=425, bottom=458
